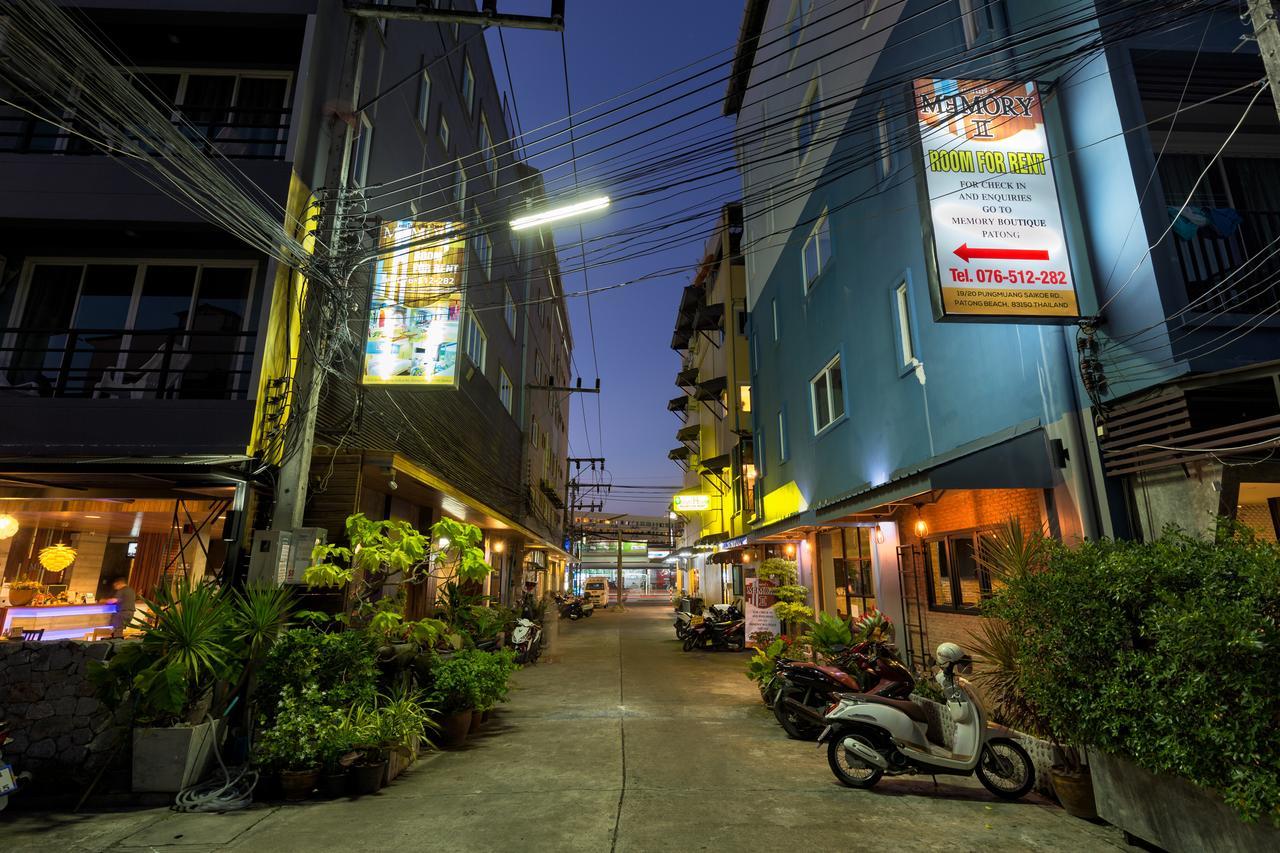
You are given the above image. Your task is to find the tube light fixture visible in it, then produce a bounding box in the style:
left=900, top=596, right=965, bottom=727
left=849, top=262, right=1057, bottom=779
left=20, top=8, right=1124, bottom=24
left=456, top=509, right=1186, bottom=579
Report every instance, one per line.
left=510, top=196, right=610, bottom=231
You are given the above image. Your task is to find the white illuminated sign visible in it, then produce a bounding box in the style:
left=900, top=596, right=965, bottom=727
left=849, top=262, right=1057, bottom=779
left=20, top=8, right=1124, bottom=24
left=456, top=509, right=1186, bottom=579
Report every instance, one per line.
left=673, top=494, right=711, bottom=512
left=914, top=79, right=1079, bottom=322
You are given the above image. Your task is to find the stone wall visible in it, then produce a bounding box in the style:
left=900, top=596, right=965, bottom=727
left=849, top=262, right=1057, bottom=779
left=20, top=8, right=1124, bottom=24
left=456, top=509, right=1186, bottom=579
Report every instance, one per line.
left=0, top=640, right=131, bottom=800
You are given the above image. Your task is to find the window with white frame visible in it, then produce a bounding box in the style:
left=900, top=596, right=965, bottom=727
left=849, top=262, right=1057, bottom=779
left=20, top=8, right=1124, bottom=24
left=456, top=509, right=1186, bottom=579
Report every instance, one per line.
left=464, top=310, right=486, bottom=373
left=480, top=115, right=497, bottom=181
left=499, top=368, right=513, bottom=413
left=351, top=114, right=373, bottom=185
left=796, top=77, right=821, bottom=158
left=786, top=0, right=812, bottom=52
left=461, top=57, right=475, bottom=115
left=416, top=69, right=432, bottom=131
left=895, top=281, right=916, bottom=368
left=475, top=229, right=491, bottom=278
left=771, top=297, right=779, bottom=341
left=504, top=285, right=516, bottom=333
left=958, top=0, right=986, bottom=48
left=438, top=113, right=450, bottom=150
left=810, top=355, right=844, bottom=433
left=877, top=106, right=892, bottom=179
left=802, top=209, right=831, bottom=291
left=454, top=162, right=467, bottom=215
left=778, top=409, right=789, bottom=461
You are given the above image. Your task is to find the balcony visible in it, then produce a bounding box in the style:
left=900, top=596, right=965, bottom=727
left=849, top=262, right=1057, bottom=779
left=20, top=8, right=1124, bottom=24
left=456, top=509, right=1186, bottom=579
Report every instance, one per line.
left=1169, top=207, right=1280, bottom=315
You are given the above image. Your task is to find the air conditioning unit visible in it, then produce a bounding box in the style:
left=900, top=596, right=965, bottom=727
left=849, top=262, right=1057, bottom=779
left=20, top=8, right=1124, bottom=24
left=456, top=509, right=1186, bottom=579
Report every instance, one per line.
left=287, top=527, right=327, bottom=585
left=247, top=530, right=292, bottom=586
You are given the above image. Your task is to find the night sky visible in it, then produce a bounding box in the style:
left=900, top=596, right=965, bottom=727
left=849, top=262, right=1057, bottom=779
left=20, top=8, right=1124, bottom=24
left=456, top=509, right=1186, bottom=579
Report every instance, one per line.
left=490, top=1, right=744, bottom=514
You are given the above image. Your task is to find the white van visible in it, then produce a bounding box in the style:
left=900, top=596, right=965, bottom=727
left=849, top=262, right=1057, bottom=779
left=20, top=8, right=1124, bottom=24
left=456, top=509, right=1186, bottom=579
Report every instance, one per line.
left=583, top=576, right=610, bottom=607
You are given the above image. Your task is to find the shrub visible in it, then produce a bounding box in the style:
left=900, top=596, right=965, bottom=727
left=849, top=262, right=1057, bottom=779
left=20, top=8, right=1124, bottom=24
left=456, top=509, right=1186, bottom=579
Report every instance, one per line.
left=258, top=628, right=378, bottom=723
left=987, top=521, right=1280, bottom=825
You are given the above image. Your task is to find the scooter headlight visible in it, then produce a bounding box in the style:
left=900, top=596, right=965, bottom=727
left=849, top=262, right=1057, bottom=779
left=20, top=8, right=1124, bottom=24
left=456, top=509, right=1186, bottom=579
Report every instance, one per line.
left=823, top=701, right=841, bottom=717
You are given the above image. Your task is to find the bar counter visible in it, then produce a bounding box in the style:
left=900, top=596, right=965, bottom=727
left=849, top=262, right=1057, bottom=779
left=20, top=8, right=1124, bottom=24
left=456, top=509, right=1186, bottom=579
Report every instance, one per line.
left=0, top=602, right=118, bottom=641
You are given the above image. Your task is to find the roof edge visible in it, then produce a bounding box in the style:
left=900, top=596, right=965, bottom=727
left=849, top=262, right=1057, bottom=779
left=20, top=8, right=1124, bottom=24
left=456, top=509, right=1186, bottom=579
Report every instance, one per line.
left=723, top=0, right=769, bottom=116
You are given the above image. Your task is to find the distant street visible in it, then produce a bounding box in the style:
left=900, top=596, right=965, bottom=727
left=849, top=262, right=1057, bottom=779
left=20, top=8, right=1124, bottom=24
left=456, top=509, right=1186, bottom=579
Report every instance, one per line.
left=7, top=609, right=1124, bottom=852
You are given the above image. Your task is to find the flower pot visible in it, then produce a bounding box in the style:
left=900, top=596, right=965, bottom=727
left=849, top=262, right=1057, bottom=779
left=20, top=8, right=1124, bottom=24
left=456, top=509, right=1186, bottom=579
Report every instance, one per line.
left=279, top=768, right=319, bottom=802
left=351, top=760, right=386, bottom=796
left=131, top=719, right=225, bottom=793
left=318, top=769, right=349, bottom=800
left=1051, top=766, right=1098, bottom=820
left=469, top=709, right=484, bottom=733
left=438, top=710, right=471, bottom=749
left=481, top=709, right=492, bottom=724
left=385, top=744, right=416, bottom=784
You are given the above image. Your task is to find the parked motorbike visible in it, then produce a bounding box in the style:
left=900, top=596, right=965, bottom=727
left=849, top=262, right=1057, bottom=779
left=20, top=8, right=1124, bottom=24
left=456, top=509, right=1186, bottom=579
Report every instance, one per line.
left=772, top=641, right=915, bottom=740
left=673, top=596, right=706, bottom=640
left=818, top=642, right=1035, bottom=799
left=682, top=606, right=746, bottom=652
left=510, top=617, right=542, bottom=664
left=555, top=592, right=591, bottom=621
left=0, top=720, right=33, bottom=812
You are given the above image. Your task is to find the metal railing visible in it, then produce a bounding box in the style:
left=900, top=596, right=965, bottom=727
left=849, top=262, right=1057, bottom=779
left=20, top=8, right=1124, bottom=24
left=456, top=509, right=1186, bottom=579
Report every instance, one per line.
left=0, top=105, right=291, bottom=160
left=0, top=327, right=257, bottom=400
left=1172, top=208, right=1280, bottom=315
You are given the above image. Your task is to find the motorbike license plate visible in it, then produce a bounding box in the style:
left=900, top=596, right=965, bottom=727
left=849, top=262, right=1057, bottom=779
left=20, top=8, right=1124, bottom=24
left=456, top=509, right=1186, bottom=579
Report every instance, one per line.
left=0, top=764, right=17, bottom=796
left=816, top=725, right=832, bottom=747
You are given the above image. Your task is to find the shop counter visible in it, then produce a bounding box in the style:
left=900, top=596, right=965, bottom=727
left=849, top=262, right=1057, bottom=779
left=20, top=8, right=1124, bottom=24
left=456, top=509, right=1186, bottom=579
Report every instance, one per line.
left=0, top=603, right=118, bottom=641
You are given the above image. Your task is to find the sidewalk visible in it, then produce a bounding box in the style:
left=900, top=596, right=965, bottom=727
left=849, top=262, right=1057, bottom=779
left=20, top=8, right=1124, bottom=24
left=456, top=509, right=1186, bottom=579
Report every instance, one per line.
left=4, top=608, right=1125, bottom=852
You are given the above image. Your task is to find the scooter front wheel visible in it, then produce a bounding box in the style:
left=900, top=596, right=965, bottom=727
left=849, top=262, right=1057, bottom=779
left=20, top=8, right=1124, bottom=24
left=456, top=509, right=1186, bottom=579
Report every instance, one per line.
left=827, top=732, right=884, bottom=789
left=975, top=737, right=1036, bottom=800
left=682, top=634, right=697, bottom=652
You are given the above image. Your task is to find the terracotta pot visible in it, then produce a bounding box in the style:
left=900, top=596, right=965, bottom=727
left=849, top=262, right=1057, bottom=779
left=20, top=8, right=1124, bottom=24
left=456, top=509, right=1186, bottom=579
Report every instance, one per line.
left=351, top=760, right=386, bottom=796
left=481, top=709, right=492, bottom=723
left=438, top=710, right=472, bottom=749
left=318, top=769, right=349, bottom=799
left=1052, top=766, right=1098, bottom=820
left=470, top=709, right=484, bottom=733
left=279, top=768, right=319, bottom=802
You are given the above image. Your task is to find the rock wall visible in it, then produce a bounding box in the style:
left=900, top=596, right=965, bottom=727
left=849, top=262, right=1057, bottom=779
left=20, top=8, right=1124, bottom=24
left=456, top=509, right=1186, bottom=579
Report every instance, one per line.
left=0, top=640, right=131, bottom=800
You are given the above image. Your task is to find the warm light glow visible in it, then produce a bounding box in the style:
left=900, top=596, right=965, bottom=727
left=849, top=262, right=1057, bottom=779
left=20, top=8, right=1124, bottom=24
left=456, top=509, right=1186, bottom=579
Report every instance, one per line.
left=0, top=514, right=18, bottom=540
left=875, top=527, right=886, bottom=544
left=39, top=543, right=77, bottom=572
left=742, top=550, right=752, bottom=563
left=510, top=196, right=610, bottom=231
left=668, top=511, right=678, bottom=520
left=438, top=536, right=451, bottom=549
left=914, top=519, right=929, bottom=537
left=492, top=541, right=505, bottom=553
left=784, top=543, right=796, bottom=557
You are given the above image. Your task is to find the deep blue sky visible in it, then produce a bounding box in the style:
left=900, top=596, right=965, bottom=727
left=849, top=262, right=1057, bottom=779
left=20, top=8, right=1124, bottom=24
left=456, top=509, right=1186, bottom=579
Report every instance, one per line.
left=489, top=1, right=745, bottom=514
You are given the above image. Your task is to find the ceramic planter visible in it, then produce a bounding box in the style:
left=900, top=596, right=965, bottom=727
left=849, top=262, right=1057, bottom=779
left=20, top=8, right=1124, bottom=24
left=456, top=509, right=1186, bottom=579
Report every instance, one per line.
left=131, top=719, right=224, bottom=793
left=279, top=768, right=319, bottom=802
left=1089, top=749, right=1280, bottom=852
left=318, top=769, right=349, bottom=799
left=438, top=710, right=471, bottom=749
left=351, top=760, right=386, bottom=796
left=1050, top=767, right=1097, bottom=820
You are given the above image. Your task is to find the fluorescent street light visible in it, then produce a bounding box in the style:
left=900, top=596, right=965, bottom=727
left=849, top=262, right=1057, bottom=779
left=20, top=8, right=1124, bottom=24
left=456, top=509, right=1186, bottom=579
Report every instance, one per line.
left=510, top=196, right=610, bottom=231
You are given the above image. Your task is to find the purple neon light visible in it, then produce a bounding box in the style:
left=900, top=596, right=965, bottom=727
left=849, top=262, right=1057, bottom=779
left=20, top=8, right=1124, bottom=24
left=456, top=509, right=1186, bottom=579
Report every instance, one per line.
left=33, top=626, right=115, bottom=641
left=2, top=603, right=117, bottom=633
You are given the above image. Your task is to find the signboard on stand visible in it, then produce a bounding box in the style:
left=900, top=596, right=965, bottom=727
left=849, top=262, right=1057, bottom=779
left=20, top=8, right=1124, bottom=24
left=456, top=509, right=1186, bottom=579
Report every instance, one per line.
left=743, top=577, right=780, bottom=647
left=362, top=221, right=464, bottom=385
left=913, top=79, right=1079, bottom=322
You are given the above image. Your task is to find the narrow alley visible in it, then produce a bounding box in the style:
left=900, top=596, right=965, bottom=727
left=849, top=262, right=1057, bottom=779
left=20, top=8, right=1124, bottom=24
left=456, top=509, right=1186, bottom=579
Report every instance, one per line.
left=7, top=608, right=1123, bottom=852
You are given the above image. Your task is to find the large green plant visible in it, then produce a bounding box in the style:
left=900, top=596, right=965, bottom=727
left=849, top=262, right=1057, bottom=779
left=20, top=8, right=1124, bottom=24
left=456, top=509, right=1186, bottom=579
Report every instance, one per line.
left=253, top=683, right=344, bottom=771
left=258, top=628, right=378, bottom=723
left=987, top=520, right=1280, bottom=825
left=757, top=558, right=813, bottom=634
left=807, top=612, right=852, bottom=659
left=745, top=635, right=792, bottom=694
left=426, top=648, right=514, bottom=713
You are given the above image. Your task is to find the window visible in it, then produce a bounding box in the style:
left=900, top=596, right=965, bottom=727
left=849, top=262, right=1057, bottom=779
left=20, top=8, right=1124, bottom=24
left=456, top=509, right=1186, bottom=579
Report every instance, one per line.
left=958, top=0, right=987, bottom=48
left=438, top=114, right=450, bottom=150
left=480, top=115, right=497, bottom=181
left=771, top=298, right=779, bottom=341
left=810, top=354, right=844, bottom=433
left=499, top=368, right=513, bottom=413
left=777, top=409, right=789, bottom=461
left=786, top=0, right=812, bottom=52
left=802, top=210, right=831, bottom=290
left=751, top=330, right=759, bottom=373
left=416, top=69, right=432, bottom=130
left=876, top=106, right=892, bottom=178
left=453, top=162, right=467, bottom=216
left=796, top=77, right=821, bottom=157
left=820, top=527, right=877, bottom=619
left=350, top=115, right=373, bottom=185
left=736, top=309, right=748, bottom=336
left=464, top=310, right=486, bottom=373
left=475, top=229, right=491, bottom=278
left=461, top=58, right=475, bottom=115
left=739, top=384, right=752, bottom=413
left=504, top=285, right=516, bottom=333
left=925, top=529, right=1003, bottom=612
left=895, top=281, right=916, bottom=368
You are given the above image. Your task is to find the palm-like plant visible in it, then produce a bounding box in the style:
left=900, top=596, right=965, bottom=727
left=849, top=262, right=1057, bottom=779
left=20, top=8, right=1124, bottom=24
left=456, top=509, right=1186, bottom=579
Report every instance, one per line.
left=231, top=584, right=295, bottom=661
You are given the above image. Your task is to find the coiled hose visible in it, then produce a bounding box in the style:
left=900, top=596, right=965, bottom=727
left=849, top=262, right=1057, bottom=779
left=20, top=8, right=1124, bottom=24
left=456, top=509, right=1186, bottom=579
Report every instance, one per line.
left=172, top=715, right=258, bottom=813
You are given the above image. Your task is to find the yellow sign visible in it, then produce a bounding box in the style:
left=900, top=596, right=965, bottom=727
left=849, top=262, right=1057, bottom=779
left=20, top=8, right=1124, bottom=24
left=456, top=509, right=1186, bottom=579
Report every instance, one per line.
left=673, top=493, right=711, bottom=512
left=363, top=221, right=464, bottom=385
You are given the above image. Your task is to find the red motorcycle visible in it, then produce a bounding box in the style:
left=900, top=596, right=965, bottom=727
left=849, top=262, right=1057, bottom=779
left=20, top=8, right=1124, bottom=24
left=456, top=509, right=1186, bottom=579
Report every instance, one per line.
left=771, top=642, right=915, bottom=740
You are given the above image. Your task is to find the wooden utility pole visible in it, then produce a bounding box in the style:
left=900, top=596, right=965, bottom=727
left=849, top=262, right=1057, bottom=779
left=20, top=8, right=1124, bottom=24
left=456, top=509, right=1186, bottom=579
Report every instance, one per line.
left=1248, top=0, right=1280, bottom=122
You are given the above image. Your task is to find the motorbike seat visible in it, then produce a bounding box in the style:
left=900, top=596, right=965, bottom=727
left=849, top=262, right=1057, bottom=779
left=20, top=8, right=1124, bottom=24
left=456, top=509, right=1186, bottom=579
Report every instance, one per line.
left=852, top=693, right=930, bottom=724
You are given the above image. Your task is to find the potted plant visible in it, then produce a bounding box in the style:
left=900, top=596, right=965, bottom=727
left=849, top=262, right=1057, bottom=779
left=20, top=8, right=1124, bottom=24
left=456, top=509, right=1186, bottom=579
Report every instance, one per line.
left=378, top=687, right=436, bottom=783
left=757, top=558, right=812, bottom=638
left=427, top=649, right=488, bottom=748
left=253, top=684, right=339, bottom=801
left=346, top=703, right=391, bottom=795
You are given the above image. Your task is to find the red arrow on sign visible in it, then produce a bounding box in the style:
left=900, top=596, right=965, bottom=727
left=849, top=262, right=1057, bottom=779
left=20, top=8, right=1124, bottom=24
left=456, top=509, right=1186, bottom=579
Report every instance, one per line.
left=954, top=243, right=1050, bottom=262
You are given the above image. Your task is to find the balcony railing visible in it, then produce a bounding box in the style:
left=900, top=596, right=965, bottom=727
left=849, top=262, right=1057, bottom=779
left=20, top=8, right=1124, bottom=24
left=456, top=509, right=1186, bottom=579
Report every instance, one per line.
left=0, top=328, right=257, bottom=401
left=0, top=105, right=291, bottom=160
left=1172, top=208, right=1280, bottom=315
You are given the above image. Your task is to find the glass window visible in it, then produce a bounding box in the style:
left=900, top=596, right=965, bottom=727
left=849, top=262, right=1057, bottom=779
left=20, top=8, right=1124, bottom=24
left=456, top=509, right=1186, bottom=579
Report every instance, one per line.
left=465, top=310, right=486, bottom=374
left=499, top=368, right=512, bottom=413
left=810, top=355, right=843, bottom=433
left=786, top=0, right=811, bottom=51
left=796, top=78, right=821, bottom=155
left=777, top=409, right=788, bottom=461
left=417, top=70, right=432, bottom=130
left=475, top=229, right=491, bottom=278
left=926, top=529, right=1003, bottom=612
left=504, top=286, right=516, bottom=333
left=480, top=116, right=496, bottom=181
left=927, top=539, right=954, bottom=608
left=439, top=114, right=450, bottom=151
left=802, top=210, right=831, bottom=290
left=958, top=0, right=986, bottom=48
left=350, top=116, right=373, bottom=185
left=895, top=282, right=915, bottom=366
left=738, top=384, right=751, bottom=413
left=461, top=58, right=475, bottom=114
left=877, top=106, right=892, bottom=178
left=771, top=297, right=779, bottom=340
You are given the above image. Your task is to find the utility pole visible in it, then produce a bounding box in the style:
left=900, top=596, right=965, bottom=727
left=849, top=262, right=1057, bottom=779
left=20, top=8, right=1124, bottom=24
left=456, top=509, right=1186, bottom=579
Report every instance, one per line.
left=615, top=528, right=625, bottom=611
left=1249, top=0, right=1280, bottom=121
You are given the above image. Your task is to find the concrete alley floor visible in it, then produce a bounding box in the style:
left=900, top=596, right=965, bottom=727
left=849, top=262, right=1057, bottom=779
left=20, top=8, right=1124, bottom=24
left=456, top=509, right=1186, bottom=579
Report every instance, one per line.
left=5, top=607, right=1126, bottom=852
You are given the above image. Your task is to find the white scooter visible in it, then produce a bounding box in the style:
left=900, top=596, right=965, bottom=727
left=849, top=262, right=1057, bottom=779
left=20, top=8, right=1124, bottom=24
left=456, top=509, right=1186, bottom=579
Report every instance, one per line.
left=818, top=642, right=1035, bottom=799
left=510, top=617, right=542, bottom=665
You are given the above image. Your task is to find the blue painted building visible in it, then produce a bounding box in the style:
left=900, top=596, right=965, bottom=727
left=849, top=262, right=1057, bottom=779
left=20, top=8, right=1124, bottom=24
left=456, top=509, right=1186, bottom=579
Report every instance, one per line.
left=724, top=0, right=1280, bottom=660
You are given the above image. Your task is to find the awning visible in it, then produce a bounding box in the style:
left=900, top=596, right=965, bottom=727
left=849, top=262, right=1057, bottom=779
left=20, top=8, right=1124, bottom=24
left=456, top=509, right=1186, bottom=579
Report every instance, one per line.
left=815, top=421, right=1055, bottom=518
left=670, top=328, right=693, bottom=351
left=667, top=395, right=690, bottom=413
left=668, top=446, right=691, bottom=461
left=694, top=375, right=727, bottom=401
left=695, top=531, right=729, bottom=547
left=709, top=548, right=746, bottom=565
left=676, top=424, right=700, bottom=444
left=667, top=546, right=695, bottom=560
left=678, top=283, right=704, bottom=315
left=693, top=302, right=725, bottom=331
left=676, top=366, right=699, bottom=388
left=699, top=452, right=731, bottom=472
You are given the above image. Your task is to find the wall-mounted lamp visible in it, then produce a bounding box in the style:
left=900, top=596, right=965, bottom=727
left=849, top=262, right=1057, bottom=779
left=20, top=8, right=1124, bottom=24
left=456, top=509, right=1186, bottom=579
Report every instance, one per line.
left=913, top=519, right=928, bottom=538
left=741, top=550, right=752, bottom=563
left=492, top=541, right=505, bottom=554
left=875, top=527, right=886, bottom=545
left=784, top=543, right=796, bottom=557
